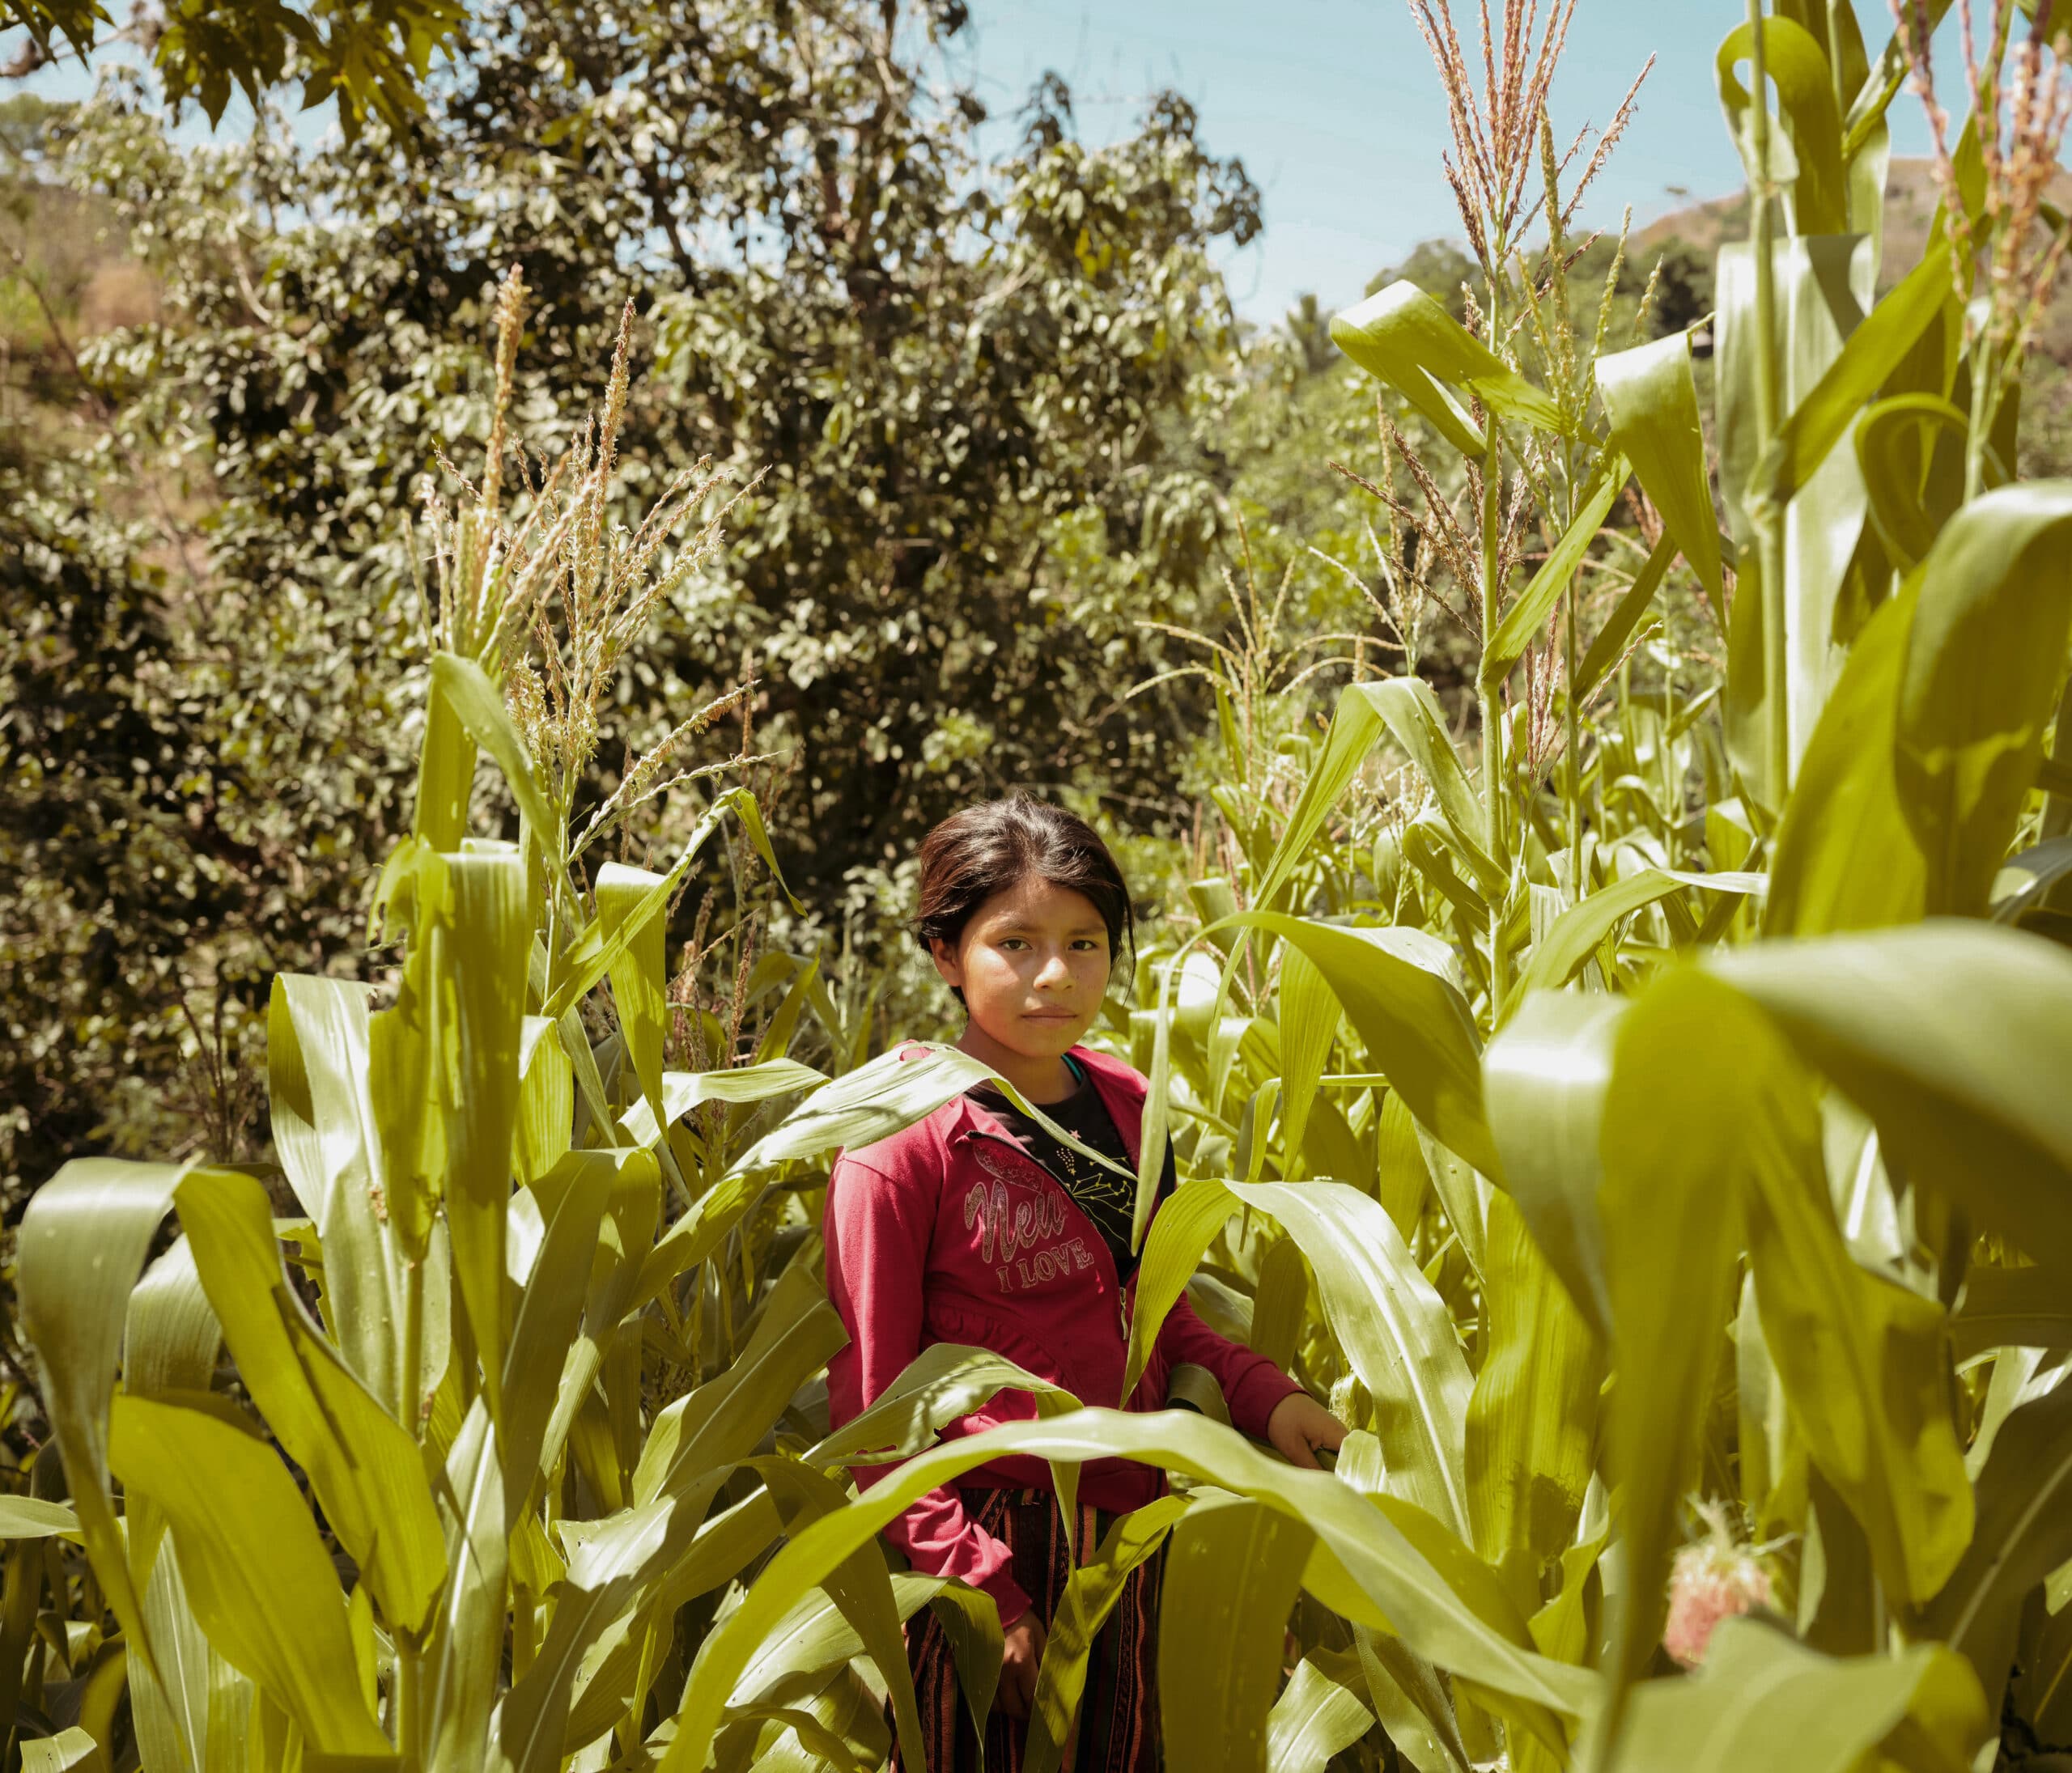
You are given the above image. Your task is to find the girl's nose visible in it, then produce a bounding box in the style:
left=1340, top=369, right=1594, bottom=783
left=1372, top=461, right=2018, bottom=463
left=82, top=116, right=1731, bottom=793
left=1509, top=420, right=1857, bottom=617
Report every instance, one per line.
left=1034, top=950, right=1072, bottom=989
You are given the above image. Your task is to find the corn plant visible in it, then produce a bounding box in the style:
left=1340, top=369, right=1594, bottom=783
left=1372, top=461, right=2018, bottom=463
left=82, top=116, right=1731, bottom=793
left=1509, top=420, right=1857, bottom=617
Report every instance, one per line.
left=0, top=277, right=928, bottom=1773
left=652, top=4, right=2072, bottom=1771
left=10, top=5, right=2072, bottom=1773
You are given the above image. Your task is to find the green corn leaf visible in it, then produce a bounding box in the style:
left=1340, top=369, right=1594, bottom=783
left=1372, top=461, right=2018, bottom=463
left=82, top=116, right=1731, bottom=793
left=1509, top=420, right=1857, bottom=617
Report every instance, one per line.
left=0, top=1499, right=80, bottom=1541
left=1575, top=532, right=1677, bottom=702
left=725, top=1041, right=1125, bottom=1190
left=1214, top=914, right=1496, bottom=1181
left=1715, top=922, right=2072, bottom=1263
left=561, top=1487, right=788, bottom=1752
left=1353, top=1626, right=1470, bottom=1773
left=1716, top=17, right=1849, bottom=235
left=17, top=1160, right=189, bottom=1690
left=720, top=1573, right=949, bottom=1719
left=1726, top=1016, right=1972, bottom=1607
left=920, top=1582, right=1005, bottom=1753
left=1482, top=452, right=1629, bottom=695
left=1750, top=250, right=1953, bottom=518
left=131, top=1533, right=215, bottom=1773
left=1266, top=1656, right=1375, bottom=1773
left=1595, top=969, right=1753, bottom=1729
left=812, top=1343, right=1081, bottom=1468
left=1855, top=392, right=1973, bottom=575
left=367, top=839, right=452, bottom=1257
left=1764, top=579, right=1923, bottom=934
left=0, top=1544, right=42, bottom=1760
left=632, top=1262, right=847, bottom=1507
left=1482, top=990, right=1622, bottom=1340
left=1275, top=943, right=1340, bottom=1177
left=1925, top=1374, right=2072, bottom=1681
left=1991, top=836, right=2072, bottom=931
left=1123, top=1178, right=1242, bottom=1403
left=428, top=653, right=554, bottom=857
left=443, top=845, right=531, bottom=1427
left=1845, top=0, right=1956, bottom=160
left=108, top=1395, right=393, bottom=1760
left=1253, top=680, right=1499, bottom=916
left=1229, top=1179, right=1473, bottom=1540
left=19, top=1728, right=105, bottom=1773
left=1514, top=868, right=1764, bottom=999
left=1159, top=1494, right=1316, bottom=1773
left=1248, top=1235, right=1310, bottom=1371
left=597, top=862, right=669, bottom=1129
left=662, top=1408, right=1603, bottom=1773
left=1375, top=1088, right=1433, bottom=1241
left=1599, top=329, right=1722, bottom=606
left=1716, top=231, right=1875, bottom=778
left=427, top=1400, right=505, bottom=1773
left=173, top=1167, right=448, bottom=1634
left=722, top=1704, right=873, bottom=1773
left=501, top=1156, right=612, bottom=1510
left=515, top=1016, right=574, bottom=1187
left=1769, top=487, right=2072, bottom=931
left=754, top=1457, right=925, bottom=1773
left=1578, top=1618, right=1987, bottom=1771
left=500, top=1476, right=727, bottom=1773
left=537, top=1148, right=660, bottom=1487
left=618, top=1060, right=827, bottom=1150
left=412, top=673, right=476, bottom=853
left=1464, top=1191, right=1602, bottom=1570
left=1025, top=1494, right=1194, bottom=1773
left=628, top=1169, right=766, bottom=1316
left=1331, top=282, right=1567, bottom=458
left=543, top=787, right=797, bottom=1026
left=123, top=1233, right=221, bottom=1402
left=267, top=975, right=417, bottom=1410
left=753, top=954, right=824, bottom=1066
left=1893, top=483, right=2072, bottom=915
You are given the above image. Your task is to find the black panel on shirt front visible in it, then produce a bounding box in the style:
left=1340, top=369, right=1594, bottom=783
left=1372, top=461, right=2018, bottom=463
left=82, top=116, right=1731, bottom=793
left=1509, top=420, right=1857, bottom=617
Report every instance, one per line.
left=967, top=1060, right=1144, bottom=1282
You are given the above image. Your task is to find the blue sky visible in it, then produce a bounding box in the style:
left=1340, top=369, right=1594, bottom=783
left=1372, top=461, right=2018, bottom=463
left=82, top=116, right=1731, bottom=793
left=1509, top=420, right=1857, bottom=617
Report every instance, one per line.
left=15, top=2, right=1957, bottom=323
left=953, top=0, right=1954, bottom=320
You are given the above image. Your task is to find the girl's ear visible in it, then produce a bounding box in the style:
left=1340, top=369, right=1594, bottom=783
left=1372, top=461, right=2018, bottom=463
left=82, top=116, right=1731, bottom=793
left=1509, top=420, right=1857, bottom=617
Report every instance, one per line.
left=927, top=935, right=963, bottom=990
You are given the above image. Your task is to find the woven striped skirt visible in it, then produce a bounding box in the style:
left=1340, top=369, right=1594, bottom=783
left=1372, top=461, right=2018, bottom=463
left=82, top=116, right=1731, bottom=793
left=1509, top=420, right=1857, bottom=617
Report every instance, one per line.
left=890, top=1487, right=1164, bottom=1773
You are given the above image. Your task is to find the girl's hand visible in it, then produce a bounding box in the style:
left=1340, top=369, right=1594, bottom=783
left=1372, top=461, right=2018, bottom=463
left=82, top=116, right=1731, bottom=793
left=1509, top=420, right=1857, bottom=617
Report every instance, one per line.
left=999, top=1609, right=1047, bottom=1718
left=1266, top=1391, right=1349, bottom=1470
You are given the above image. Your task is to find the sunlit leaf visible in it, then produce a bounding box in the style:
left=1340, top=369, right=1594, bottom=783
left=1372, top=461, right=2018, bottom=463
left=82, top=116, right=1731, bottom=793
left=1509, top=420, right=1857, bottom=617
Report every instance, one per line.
left=1229, top=1181, right=1473, bottom=1539
left=1578, top=1618, right=1987, bottom=1771
left=108, top=1396, right=393, bottom=1759
left=1465, top=1192, right=1601, bottom=1570
left=1266, top=1656, right=1374, bottom=1773
left=174, top=1167, right=448, bottom=1633
left=1331, top=282, right=1567, bottom=456
left=1598, top=329, right=1721, bottom=605
left=1159, top=1495, right=1316, bottom=1773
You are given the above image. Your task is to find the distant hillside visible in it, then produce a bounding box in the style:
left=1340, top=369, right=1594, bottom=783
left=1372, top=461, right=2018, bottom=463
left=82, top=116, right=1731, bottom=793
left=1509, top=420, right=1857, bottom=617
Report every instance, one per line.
left=1637, top=156, right=2072, bottom=363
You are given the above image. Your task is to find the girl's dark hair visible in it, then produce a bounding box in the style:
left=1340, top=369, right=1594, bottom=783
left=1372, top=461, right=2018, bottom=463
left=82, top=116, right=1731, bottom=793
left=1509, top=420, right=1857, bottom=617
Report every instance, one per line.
left=914, top=798, right=1135, bottom=1002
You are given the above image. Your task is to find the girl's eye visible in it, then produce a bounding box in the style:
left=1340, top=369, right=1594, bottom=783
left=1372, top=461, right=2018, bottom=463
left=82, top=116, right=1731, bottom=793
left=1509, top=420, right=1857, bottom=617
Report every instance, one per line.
left=999, top=938, right=1029, bottom=951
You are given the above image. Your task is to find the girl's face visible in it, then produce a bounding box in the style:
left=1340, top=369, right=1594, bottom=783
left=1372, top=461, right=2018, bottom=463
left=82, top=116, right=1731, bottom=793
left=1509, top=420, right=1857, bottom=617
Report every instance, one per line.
left=930, top=874, right=1113, bottom=1063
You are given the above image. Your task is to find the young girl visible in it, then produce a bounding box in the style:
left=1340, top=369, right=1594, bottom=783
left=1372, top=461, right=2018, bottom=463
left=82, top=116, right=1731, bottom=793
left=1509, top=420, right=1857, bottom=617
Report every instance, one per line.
left=822, top=797, right=1346, bottom=1771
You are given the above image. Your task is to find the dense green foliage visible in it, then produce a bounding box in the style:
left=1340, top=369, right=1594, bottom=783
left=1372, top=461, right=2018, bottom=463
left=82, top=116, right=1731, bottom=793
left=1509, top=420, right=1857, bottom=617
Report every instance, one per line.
left=0, top=1, right=1262, bottom=1191
left=6, top=0, right=2072, bottom=1770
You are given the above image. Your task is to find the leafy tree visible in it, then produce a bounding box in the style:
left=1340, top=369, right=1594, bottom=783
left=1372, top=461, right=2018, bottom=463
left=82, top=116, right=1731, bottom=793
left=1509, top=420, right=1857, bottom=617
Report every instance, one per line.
left=0, top=0, right=1260, bottom=1183
left=2, top=0, right=463, bottom=134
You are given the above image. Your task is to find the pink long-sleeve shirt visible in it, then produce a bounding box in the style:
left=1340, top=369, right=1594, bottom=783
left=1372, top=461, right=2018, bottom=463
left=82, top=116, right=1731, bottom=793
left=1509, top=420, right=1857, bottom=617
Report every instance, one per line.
left=822, top=1043, right=1303, bottom=1625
